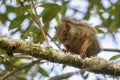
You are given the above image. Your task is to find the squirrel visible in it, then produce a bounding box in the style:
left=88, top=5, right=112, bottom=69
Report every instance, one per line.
left=55, top=17, right=101, bottom=58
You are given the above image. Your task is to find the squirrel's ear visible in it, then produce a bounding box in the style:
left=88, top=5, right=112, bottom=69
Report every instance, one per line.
left=65, top=23, right=71, bottom=29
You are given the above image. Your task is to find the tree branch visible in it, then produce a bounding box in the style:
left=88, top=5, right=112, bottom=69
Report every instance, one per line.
left=30, top=0, right=49, bottom=46
left=102, top=48, right=120, bottom=52
left=0, top=36, right=120, bottom=76
left=2, top=59, right=41, bottom=80
left=49, top=72, right=75, bottom=80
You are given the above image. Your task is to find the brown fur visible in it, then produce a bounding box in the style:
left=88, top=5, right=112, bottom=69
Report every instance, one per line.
left=55, top=17, right=101, bottom=58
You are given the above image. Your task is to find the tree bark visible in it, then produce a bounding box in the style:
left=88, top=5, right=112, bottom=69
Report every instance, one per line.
left=0, top=36, right=120, bottom=76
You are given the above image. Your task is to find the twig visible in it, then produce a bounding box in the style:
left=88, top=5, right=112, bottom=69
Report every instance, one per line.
left=27, top=10, right=61, bottom=50
left=30, top=0, right=49, bottom=46
left=14, top=56, right=32, bottom=59
left=43, top=28, right=61, bottom=50
left=0, top=55, right=17, bottom=68
left=102, top=48, right=120, bottom=52
left=30, top=0, right=61, bottom=50
left=68, top=6, right=84, bottom=14
left=49, top=72, right=75, bottom=80
left=14, top=54, right=32, bottom=59
left=2, top=59, right=42, bottom=80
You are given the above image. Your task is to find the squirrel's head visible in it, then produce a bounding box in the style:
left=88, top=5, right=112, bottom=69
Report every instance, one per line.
left=55, top=20, right=71, bottom=43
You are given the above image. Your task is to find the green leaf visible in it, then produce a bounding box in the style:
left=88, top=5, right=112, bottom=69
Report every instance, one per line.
left=3, top=61, right=14, bottom=71
left=80, top=71, right=89, bottom=79
left=109, top=54, right=120, bottom=60
left=16, top=5, right=31, bottom=16
left=6, top=5, right=31, bottom=16
left=84, top=73, right=89, bottom=79
left=39, top=67, right=48, bottom=77
left=9, top=15, right=27, bottom=30
left=0, top=48, right=6, bottom=54
left=83, top=4, right=93, bottom=20
left=95, top=26, right=105, bottom=33
left=21, top=25, right=44, bottom=43
left=59, top=1, right=68, bottom=15
left=11, top=26, right=21, bottom=35
left=40, top=3, right=60, bottom=8
left=6, top=6, right=16, bottom=14
left=40, top=3, right=61, bottom=24
left=14, top=59, right=23, bottom=66
left=0, top=13, right=9, bottom=24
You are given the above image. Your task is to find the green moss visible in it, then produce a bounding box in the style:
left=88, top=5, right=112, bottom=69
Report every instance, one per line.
left=44, top=47, right=52, bottom=55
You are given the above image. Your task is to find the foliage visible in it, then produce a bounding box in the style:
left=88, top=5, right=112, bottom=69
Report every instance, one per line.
left=0, top=0, right=120, bottom=80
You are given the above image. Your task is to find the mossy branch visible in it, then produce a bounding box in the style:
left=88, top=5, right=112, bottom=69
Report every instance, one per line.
left=0, top=36, right=120, bottom=76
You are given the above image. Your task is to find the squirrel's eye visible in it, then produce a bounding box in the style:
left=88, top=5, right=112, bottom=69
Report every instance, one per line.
left=62, top=31, right=69, bottom=42
left=63, top=31, right=67, bottom=37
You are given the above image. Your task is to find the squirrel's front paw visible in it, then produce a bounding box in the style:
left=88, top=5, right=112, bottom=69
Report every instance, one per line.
left=62, top=49, right=68, bottom=53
